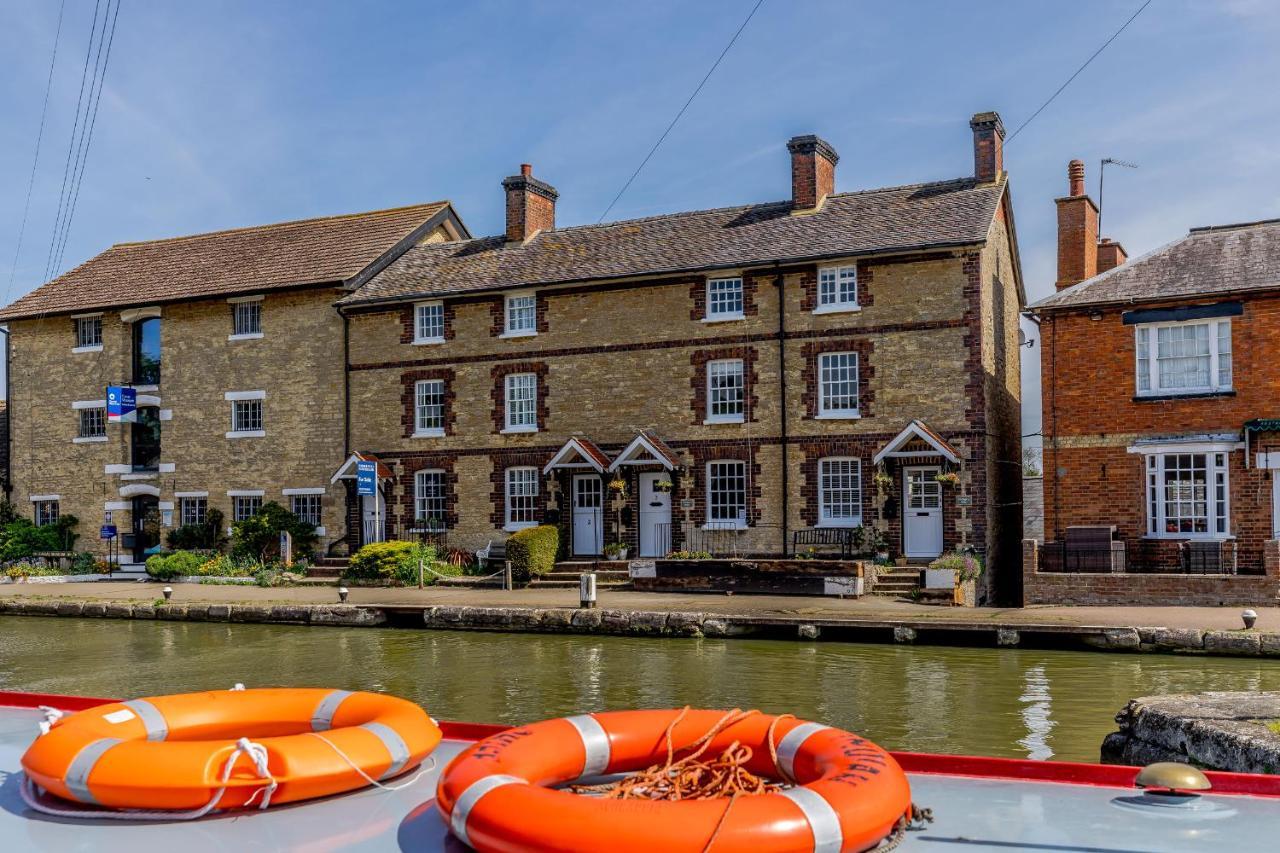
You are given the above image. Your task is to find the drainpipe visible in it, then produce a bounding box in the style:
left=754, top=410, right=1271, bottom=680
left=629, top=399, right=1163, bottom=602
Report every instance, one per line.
left=0, top=326, right=9, bottom=502
left=774, top=265, right=789, bottom=556
left=342, top=312, right=351, bottom=458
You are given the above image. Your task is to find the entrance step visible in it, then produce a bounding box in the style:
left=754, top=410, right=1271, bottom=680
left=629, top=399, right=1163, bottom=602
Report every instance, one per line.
left=529, top=579, right=632, bottom=590
left=871, top=568, right=923, bottom=597
left=306, top=567, right=345, bottom=579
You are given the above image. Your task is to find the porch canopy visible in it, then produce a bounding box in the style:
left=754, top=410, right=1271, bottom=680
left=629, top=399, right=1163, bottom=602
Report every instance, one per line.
left=542, top=437, right=611, bottom=474
left=330, top=451, right=393, bottom=483
left=608, top=430, right=680, bottom=472
left=873, top=419, right=960, bottom=465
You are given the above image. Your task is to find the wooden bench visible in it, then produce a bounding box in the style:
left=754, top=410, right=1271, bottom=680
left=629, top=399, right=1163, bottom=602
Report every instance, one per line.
left=32, top=551, right=76, bottom=570
left=792, top=528, right=853, bottom=559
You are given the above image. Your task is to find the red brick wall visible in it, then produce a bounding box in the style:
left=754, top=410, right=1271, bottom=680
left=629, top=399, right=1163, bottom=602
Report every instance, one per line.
left=1054, top=195, right=1097, bottom=290
left=1023, top=539, right=1280, bottom=606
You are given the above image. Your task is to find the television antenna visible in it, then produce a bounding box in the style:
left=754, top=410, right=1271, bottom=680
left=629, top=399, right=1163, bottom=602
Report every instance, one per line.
left=1098, top=157, right=1138, bottom=239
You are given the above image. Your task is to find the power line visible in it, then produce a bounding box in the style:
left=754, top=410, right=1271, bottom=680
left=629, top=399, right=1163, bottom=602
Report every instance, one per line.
left=52, top=0, right=121, bottom=277
left=1005, top=0, right=1152, bottom=145
left=44, top=0, right=105, bottom=284
left=5, top=0, right=68, bottom=305
left=597, top=0, right=766, bottom=223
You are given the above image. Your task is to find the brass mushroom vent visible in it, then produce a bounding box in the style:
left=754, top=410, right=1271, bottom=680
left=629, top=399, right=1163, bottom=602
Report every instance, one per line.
left=1134, top=762, right=1212, bottom=795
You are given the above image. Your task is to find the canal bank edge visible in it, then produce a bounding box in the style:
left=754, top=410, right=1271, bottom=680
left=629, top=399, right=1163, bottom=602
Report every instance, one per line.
left=1102, top=692, right=1280, bottom=773
left=3, top=597, right=1280, bottom=657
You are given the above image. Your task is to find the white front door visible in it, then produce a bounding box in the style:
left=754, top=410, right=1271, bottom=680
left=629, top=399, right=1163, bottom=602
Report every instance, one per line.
left=572, top=475, right=603, bottom=556
left=361, top=490, right=385, bottom=544
left=903, top=466, right=943, bottom=559
left=638, top=472, right=672, bottom=558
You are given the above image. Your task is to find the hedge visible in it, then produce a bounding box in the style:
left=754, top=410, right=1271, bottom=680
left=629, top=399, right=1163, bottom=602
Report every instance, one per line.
left=507, top=525, right=558, bottom=581
left=145, top=550, right=207, bottom=581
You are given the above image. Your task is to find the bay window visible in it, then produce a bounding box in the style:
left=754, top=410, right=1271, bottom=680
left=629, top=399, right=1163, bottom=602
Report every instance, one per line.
left=1143, top=451, right=1230, bottom=538
left=1135, top=320, right=1232, bottom=396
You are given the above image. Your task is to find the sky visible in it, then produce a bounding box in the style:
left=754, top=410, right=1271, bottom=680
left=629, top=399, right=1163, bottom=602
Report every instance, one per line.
left=2, top=0, right=1279, bottom=432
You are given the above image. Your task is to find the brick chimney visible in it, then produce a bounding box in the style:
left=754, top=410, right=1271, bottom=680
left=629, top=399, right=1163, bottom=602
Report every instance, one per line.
left=1096, top=237, right=1127, bottom=274
left=786, top=135, right=839, bottom=211
left=502, top=164, right=558, bottom=242
left=970, top=111, right=1005, bottom=183
left=1055, top=159, right=1099, bottom=290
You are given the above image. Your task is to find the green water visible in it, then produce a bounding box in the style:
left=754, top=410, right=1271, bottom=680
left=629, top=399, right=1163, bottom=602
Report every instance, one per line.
left=3, top=616, right=1278, bottom=762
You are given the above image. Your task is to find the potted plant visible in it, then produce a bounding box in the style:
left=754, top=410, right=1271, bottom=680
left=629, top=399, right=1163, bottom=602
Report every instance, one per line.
left=925, top=550, right=983, bottom=592
left=872, top=465, right=893, bottom=492
left=894, top=554, right=909, bottom=567
left=654, top=479, right=673, bottom=493
left=608, top=477, right=627, bottom=494
left=604, top=542, right=629, bottom=561
left=934, top=471, right=960, bottom=487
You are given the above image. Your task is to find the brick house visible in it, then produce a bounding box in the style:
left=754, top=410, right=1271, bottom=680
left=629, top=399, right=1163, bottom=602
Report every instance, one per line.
left=339, top=112, right=1025, bottom=602
left=0, top=203, right=468, bottom=564
left=1029, top=160, right=1280, bottom=605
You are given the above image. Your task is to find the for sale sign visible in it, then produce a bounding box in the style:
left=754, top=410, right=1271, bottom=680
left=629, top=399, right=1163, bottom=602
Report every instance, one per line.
left=106, top=386, right=137, bottom=423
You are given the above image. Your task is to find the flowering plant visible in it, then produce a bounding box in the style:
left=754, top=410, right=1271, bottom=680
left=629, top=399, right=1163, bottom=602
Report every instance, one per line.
left=928, top=551, right=983, bottom=582
left=934, top=471, right=960, bottom=487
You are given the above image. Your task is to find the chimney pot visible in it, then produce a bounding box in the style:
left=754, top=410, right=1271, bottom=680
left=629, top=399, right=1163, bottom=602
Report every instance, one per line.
left=786, top=135, right=839, bottom=211
left=503, top=165, right=558, bottom=242
left=969, top=111, right=1005, bottom=182
left=1068, top=159, right=1086, bottom=197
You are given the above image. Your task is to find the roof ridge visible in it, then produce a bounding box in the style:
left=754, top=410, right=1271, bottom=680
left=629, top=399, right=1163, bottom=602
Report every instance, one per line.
left=1033, top=230, right=1199, bottom=309
left=1189, top=217, right=1280, bottom=235
left=112, top=201, right=448, bottom=247
left=403, top=175, right=982, bottom=253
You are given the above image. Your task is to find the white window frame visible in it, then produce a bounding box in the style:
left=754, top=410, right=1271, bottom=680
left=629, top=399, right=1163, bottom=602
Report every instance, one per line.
left=76, top=406, right=107, bottom=442
left=814, top=264, right=859, bottom=313
left=1141, top=450, right=1231, bottom=540
left=705, top=358, right=745, bottom=424
left=415, top=469, right=448, bottom=529
left=503, top=372, right=538, bottom=433
left=229, top=297, right=263, bottom=340
left=413, top=301, right=445, bottom=345
left=228, top=399, right=264, bottom=437
left=705, top=460, right=748, bottom=529
left=816, top=351, right=860, bottom=418
left=703, top=276, right=745, bottom=322
left=414, top=379, right=446, bottom=437
left=1134, top=319, right=1232, bottom=397
left=502, top=292, right=538, bottom=338
left=72, top=314, right=103, bottom=352
left=232, top=494, right=263, bottom=522
left=34, top=499, right=60, bottom=527
left=290, top=493, right=323, bottom=527
left=179, top=496, right=207, bottom=526
left=817, top=457, right=863, bottom=528
left=504, top=466, right=539, bottom=531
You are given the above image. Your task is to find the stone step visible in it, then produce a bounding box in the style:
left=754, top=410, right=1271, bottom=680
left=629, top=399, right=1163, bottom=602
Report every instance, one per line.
left=530, top=580, right=632, bottom=590
left=544, top=570, right=629, bottom=580
left=306, top=568, right=345, bottom=578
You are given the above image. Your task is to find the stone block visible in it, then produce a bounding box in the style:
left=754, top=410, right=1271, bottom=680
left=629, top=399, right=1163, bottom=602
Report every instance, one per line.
left=701, top=618, right=730, bottom=638
left=666, top=611, right=704, bottom=637
left=132, top=605, right=156, bottom=619
left=1260, top=633, right=1280, bottom=657
left=270, top=605, right=310, bottom=624
left=156, top=605, right=188, bottom=620
left=206, top=605, right=231, bottom=621
left=1138, top=627, right=1204, bottom=651
left=55, top=601, right=84, bottom=617
left=1204, top=631, right=1262, bottom=655
left=798, top=624, right=821, bottom=640
left=509, top=608, right=544, bottom=629
left=893, top=626, right=916, bottom=644
left=185, top=604, right=210, bottom=621
left=541, top=609, right=573, bottom=629
left=312, top=606, right=386, bottom=627
left=82, top=603, right=107, bottom=618
left=628, top=612, right=668, bottom=635
left=599, top=609, right=630, bottom=633
left=570, top=608, right=603, bottom=630
left=1084, top=627, right=1140, bottom=650
left=230, top=606, right=271, bottom=623
left=995, top=628, right=1020, bottom=647
left=104, top=603, right=133, bottom=618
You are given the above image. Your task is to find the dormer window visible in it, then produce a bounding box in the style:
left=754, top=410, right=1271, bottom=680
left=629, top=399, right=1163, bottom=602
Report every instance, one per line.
left=503, top=293, right=537, bottom=337
left=815, top=265, right=858, bottom=313
left=705, top=277, right=744, bottom=322
left=414, top=301, right=444, bottom=344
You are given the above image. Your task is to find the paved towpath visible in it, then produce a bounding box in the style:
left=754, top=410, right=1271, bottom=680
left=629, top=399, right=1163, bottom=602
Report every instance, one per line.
left=1, top=581, right=1274, bottom=632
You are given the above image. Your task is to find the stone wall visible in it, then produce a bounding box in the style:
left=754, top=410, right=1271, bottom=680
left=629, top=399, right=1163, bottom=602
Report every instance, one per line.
left=1022, top=538, right=1280, bottom=606
left=7, top=286, right=349, bottom=556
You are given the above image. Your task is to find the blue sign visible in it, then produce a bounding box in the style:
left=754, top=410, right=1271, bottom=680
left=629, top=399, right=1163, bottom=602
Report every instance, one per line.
left=356, top=460, right=378, bottom=496
left=99, top=524, right=117, bottom=540
left=106, top=386, right=137, bottom=423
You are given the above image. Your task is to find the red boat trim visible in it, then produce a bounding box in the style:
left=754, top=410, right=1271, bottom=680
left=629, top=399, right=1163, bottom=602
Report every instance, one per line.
left=5, top=691, right=1279, bottom=797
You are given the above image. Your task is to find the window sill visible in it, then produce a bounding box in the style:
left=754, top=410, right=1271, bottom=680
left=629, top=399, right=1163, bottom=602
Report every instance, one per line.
left=501, top=425, right=538, bottom=435
left=816, top=521, right=862, bottom=529
left=701, top=314, right=745, bottom=324
left=814, top=411, right=861, bottom=420
left=702, top=523, right=748, bottom=531
left=1133, top=390, right=1235, bottom=402
left=72, top=436, right=108, bottom=444
left=499, top=330, right=537, bottom=340
left=504, top=522, right=538, bottom=532
left=71, top=345, right=103, bottom=354
left=703, top=417, right=745, bottom=426
left=412, top=429, right=445, bottom=439
left=228, top=332, right=263, bottom=341
left=226, top=430, right=266, bottom=439
left=811, top=303, right=860, bottom=316
left=314, top=527, right=327, bottom=537
left=1142, top=533, right=1234, bottom=541
left=132, top=384, right=159, bottom=393
left=412, top=337, right=445, bottom=346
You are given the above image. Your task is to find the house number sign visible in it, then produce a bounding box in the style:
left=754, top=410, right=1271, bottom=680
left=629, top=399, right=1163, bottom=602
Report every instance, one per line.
left=956, top=496, right=973, bottom=507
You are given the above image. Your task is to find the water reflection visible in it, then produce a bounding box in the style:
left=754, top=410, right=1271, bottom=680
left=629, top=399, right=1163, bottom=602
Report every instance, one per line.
left=3, top=616, right=1279, bottom=762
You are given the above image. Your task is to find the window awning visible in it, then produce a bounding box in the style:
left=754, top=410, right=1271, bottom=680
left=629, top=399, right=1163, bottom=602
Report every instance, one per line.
left=872, top=420, right=960, bottom=465
left=608, top=430, right=681, bottom=472
left=543, top=437, right=611, bottom=474
left=330, top=451, right=393, bottom=483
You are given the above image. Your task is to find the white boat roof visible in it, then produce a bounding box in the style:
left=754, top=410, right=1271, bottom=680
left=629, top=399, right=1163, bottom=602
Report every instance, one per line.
left=2, top=702, right=1277, bottom=851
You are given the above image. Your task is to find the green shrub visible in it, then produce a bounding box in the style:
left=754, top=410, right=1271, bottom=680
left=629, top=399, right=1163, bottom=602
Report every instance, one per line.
left=507, top=525, right=558, bottom=581
left=145, top=550, right=206, bottom=580
left=231, top=502, right=316, bottom=562
left=345, top=541, right=418, bottom=581
left=666, top=550, right=712, bottom=560
left=166, top=508, right=228, bottom=551
left=70, top=551, right=98, bottom=574
left=0, top=515, right=80, bottom=561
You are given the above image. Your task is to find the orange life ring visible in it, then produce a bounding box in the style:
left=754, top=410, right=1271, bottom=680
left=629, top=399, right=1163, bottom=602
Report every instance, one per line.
left=22, top=688, right=440, bottom=811
left=436, top=709, right=912, bottom=852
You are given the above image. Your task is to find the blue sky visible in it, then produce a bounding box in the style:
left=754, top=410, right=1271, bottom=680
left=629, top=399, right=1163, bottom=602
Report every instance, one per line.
left=3, top=0, right=1279, bottom=430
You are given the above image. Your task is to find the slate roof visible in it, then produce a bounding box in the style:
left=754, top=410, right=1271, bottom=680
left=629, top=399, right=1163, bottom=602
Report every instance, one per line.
left=1034, top=218, right=1280, bottom=311
left=0, top=202, right=450, bottom=320
left=342, top=177, right=1006, bottom=306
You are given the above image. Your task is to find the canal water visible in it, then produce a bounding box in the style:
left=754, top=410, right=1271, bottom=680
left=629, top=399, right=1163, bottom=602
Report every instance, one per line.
left=3, top=616, right=1278, bottom=762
